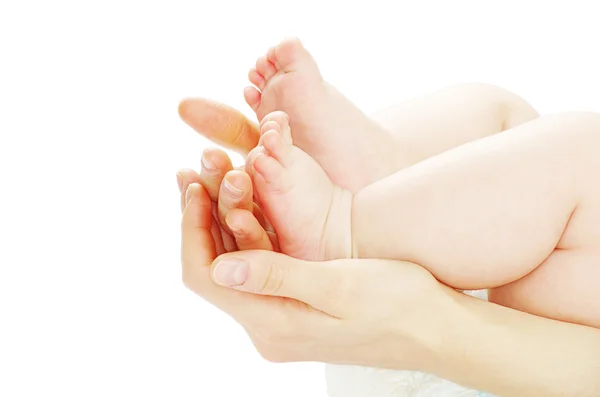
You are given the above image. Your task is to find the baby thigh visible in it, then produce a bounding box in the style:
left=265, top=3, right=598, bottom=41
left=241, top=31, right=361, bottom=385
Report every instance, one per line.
left=489, top=123, right=600, bottom=328
left=489, top=249, right=600, bottom=328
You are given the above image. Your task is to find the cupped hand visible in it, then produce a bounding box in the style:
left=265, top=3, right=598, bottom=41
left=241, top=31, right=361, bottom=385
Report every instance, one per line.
left=177, top=99, right=284, bottom=253
left=177, top=147, right=277, bottom=254
left=177, top=97, right=450, bottom=369
left=179, top=181, right=451, bottom=369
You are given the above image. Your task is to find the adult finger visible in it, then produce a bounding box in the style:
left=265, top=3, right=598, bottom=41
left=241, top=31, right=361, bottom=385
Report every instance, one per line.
left=225, top=209, right=274, bottom=251
left=210, top=250, right=350, bottom=315
left=182, top=185, right=320, bottom=332
left=181, top=183, right=252, bottom=311
left=177, top=168, right=201, bottom=212
left=218, top=170, right=253, bottom=230
left=209, top=201, right=228, bottom=255
left=181, top=183, right=218, bottom=288
left=175, top=171, right=226, bottom=252
left=199, top=148, right=233, bottom=202
left=178, top=98, right=260, bottom=155
left=182, top=148, right=235, bottom=251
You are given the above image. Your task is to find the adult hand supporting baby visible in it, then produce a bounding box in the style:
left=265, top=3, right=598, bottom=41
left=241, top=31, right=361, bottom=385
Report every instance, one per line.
left=174, top=105, right=447, bottom=369
left=178, top=98, right=600, bottom=397
left=181, top=181, right=600, bottom=397
left=180, top=180, right=447, bottom=367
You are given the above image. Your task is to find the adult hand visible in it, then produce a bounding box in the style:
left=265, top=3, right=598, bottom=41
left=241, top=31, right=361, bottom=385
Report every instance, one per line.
left=179, top=177, right=600, bottom=397
left=178, top=98, right=278, bottom=251
left=180, top=181, right=448, bottom=368
left=177, top=159, right=276, bottom=255
left=176, top=100, right=445, bottom=366
left=177, top=99, right=600, bottom=397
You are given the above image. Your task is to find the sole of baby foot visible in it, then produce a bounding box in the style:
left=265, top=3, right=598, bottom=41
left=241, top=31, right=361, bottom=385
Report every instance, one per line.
left=247, top=111, right=354, bottom=261
left=244, top=38, right=399, bottom=192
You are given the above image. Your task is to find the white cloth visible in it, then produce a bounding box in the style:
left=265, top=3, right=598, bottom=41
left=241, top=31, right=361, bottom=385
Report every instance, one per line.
left=325, top=290, right=496, bottom=397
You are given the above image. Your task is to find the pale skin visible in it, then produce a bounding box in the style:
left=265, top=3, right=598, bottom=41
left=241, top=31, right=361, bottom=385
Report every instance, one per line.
left=176, top=116, right=600, bottom=395
left=241, top=109, right=600, bottom=330
left=190, top=38, right=600, bottom=329
left=178, top=179, right=600, bottom=397
left=176, top=38, right=600, bottom=395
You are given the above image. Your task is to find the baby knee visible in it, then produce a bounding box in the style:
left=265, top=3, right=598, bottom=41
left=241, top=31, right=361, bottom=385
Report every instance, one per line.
left=457, top=82, right=540, bottom=130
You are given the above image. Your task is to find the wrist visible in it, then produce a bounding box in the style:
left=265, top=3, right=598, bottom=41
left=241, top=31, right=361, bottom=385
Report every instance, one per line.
left=409, top=289, right=479, bottom=374
left=359, top=275, right=462, bottom=372
left=391, top=284, right=462, bottom=373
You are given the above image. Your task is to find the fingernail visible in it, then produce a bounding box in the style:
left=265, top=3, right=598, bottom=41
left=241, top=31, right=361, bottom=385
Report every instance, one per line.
left=223, top=178, right=243, bottom=198
left=229, top=226, right=244, bottom=238
left=225, top=218, right=244, bottom=238
left=201, top=154, right=216, bottom=171
left=186, top=183, right=199, bottom=204
left=176, top=172, right=183, bottom=192
left=213, top=259, right=248, bottom=287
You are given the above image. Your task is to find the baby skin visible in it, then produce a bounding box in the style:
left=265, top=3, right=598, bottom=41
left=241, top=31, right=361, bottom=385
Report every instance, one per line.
left=192, top=38, right=598, bottom=329
left=245, top=112, right=352, bottom=261
left=237, top=110, right=600, bottom=329
left=243, top=38, right=398, bottom=192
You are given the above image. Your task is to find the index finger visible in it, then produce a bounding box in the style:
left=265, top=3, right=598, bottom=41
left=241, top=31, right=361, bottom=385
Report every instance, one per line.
left=178, top=98, right=260, bottom=155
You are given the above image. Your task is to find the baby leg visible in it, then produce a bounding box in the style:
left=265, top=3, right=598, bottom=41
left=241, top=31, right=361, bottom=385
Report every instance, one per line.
left=371, top=82, right=539, bottom=171
left=183, top=82, right=538, bottom=192
left=215, top=84, right=538, bottom=248
left=353, top=112, right=600, bottom=290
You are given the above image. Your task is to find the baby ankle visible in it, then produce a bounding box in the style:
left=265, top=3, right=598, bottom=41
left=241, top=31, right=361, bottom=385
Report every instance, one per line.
left=322, top=186, right=354, bottom=261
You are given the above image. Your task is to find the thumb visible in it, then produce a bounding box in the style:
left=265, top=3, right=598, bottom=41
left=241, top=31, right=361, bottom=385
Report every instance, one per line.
left=210, top=251, right=345, bottom=314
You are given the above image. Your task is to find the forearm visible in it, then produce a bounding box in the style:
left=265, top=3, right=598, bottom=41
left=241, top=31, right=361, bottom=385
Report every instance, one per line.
left=422, top=289, right=600, bottom=397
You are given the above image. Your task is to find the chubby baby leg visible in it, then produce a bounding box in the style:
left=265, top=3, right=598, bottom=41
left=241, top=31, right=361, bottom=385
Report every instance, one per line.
left=372, top=82, right=539, bottom=170
left=488, top=114, right=600, bottom=328
left=353, top=112, right=600, bottom=292
left=349, top=111, right=600, bottom=327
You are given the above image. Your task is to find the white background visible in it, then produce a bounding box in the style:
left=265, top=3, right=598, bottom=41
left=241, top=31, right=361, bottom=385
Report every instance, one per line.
left=1, top=0, right=599, bottom=396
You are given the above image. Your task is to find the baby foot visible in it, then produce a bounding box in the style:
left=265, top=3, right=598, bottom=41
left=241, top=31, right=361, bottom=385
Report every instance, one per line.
left=244, top=38, right=397, bottom=192
left=246, top=111, right=353, bottom=261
